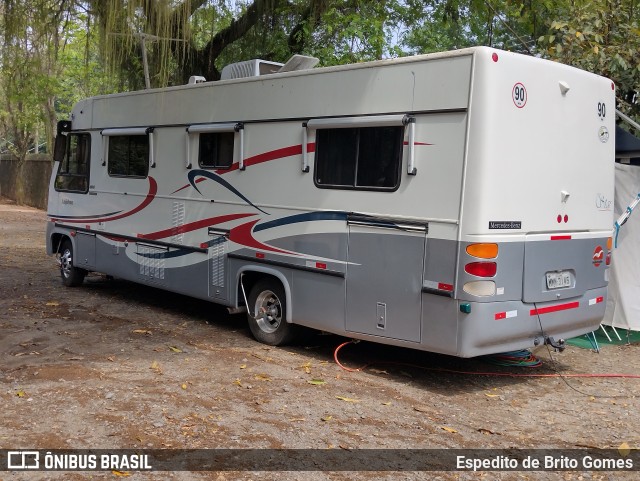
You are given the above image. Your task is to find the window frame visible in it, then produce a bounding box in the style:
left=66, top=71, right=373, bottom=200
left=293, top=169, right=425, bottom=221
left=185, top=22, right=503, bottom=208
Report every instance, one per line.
left=54, top=132, right=91, bottom=194
left=197, top=131, right=236, bottom=170
left=186, top=122, right=243, bottom=170
left=312, top=122, right=405, bottom=192
left=104, top=132, right=151, bottom=179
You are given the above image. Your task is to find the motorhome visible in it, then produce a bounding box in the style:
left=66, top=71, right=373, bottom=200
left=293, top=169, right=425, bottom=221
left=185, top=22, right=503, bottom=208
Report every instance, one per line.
left=46, top=47, right=615, bottom=357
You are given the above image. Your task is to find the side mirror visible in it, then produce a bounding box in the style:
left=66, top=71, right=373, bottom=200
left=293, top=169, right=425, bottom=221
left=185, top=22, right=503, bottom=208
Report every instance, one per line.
left=53, top=134, right=67, bottom=163
left=56, top=120, right=71, bottom=135
left=54, top=120, right=71, bottom=163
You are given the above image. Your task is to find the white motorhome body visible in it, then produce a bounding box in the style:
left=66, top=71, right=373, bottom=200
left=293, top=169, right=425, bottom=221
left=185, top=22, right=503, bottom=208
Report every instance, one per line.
left=47, top=47, right=615, bottom=357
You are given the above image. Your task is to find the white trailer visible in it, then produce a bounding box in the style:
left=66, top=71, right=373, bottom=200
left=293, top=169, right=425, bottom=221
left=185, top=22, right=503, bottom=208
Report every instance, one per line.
left=46, top=47, right=615, bottom=357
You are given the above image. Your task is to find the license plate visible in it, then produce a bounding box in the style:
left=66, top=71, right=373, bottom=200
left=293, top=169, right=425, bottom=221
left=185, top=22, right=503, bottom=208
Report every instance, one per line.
left=546, top=271, right=571, bottom=290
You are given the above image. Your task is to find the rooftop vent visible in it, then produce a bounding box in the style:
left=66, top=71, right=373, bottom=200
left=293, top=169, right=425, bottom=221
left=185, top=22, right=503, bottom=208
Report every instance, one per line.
left=188, top=75, right=206, bottom=84
left=220, top=55, right=319, bottom=80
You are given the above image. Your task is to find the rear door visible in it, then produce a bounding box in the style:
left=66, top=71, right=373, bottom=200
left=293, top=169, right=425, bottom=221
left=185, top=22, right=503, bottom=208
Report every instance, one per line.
left=522, top=231, right=611, bottom=303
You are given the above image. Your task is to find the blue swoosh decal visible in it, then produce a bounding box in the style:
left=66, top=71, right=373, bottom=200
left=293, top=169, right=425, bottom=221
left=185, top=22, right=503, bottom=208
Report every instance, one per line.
left=254, top=212, right=347, bottom=232
left=188, top=170, right=269, bottom=215
left=52, top=210, right=123, bottom=220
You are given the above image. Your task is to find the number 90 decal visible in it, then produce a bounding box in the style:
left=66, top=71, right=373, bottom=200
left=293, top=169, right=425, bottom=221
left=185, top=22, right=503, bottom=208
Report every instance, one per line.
left=512, top=83, right=527, bottom=108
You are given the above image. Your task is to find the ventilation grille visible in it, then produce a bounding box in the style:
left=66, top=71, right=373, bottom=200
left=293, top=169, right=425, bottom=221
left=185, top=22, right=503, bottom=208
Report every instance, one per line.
left=138, top=244, right=166, bottom=280
left=172, top=202, right=185, bottom=244
left=210, top=237, right=226, bottom=287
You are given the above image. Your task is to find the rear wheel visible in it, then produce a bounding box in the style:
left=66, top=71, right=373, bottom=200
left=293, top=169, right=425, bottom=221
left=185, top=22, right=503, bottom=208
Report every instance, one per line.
left=59, top=239, right=86, bottom=287
left=247, top=279, right=297, bottom=346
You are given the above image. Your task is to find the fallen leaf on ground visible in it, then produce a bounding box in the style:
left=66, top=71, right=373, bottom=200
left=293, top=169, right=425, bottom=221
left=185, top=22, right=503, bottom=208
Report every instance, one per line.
left=382, top=402, right=392, bottom=406
left=233, top=379, right=242, bottom=387
left=239, top=364, right=247, bottom=369
left=307, top=379, right=326, bottom=386
left=16, top=390, right=26, bottom=397
left=169, top=346, right=183, bottom=353
left=619, top=442, right=631, bottom=456
left=181, top=383, right=188, bottom=390
left=300, top=362, right=312, bottom=374
left=45, top=301, right=59, bottom=306
left=440, top=426, right=458, bottom=434
left=336, top=396, right=360, bottom=403
left=321, top=416, right=333, bottom=422
left=112, top=471, right=131, bottom=477
left=369, top=368, right=388, bottom=375
left=413, top=406, right=430, bottom=413
left=485, top=393, right=499, bottom=398
left=254, top=374, right=271, bottom=381
left=478, top=428, right=497, bottom=435
left=132, top=329, right=152, bottom=335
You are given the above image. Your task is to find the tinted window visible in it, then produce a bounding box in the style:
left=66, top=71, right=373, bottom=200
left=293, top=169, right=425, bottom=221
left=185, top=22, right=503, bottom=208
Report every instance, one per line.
left=199, top=132, right=234, bottom=169
left=54, top=133, right=91, bottom=193
left=108, top=135, right=149, bottom=177
left=314, top=126, right=403, bottom=190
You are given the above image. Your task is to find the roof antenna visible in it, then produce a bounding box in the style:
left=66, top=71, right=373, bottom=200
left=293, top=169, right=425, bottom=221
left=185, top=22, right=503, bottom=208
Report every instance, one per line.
left=109, top=32, right=187, bottom=89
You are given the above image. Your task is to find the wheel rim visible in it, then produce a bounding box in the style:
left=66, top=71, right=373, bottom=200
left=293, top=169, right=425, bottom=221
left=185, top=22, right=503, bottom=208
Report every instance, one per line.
left=254, top=289, right=282, bottom=334
left=60, top=248, right=73, bottom=279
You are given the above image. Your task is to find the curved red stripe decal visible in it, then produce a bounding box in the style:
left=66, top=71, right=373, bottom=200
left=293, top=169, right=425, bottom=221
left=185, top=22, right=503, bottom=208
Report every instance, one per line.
left=223, top=143, right=316, bottom=173
left=61, top=177, right=158, bottom=224
left=171, top=143, right=316, bottom=194
left=139, top=213, right=256, bottom=241
left=229, top=219, right=297, bottom=255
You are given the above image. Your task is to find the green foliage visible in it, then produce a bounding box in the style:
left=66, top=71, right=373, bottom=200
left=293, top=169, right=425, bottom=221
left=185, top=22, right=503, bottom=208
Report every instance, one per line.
left=0, top=0, right=63, bottom=157
left=537, top=0, right=640, bottom=121
left=308, top=1, right=396, bottom=65
left=1, top=0, right=639, bottom=156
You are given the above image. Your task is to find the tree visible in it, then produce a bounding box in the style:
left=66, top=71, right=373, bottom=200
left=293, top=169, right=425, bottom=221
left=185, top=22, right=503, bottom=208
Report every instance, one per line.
left=1, top=1, right=63, bottom=158
left=88, top=0, right=407, bottom=86
left=537, top=0, right=640, bottom=122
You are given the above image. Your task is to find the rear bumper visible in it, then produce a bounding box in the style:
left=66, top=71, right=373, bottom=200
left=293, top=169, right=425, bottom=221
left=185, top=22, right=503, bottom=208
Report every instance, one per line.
left=456, top=287, right=607, bottom=357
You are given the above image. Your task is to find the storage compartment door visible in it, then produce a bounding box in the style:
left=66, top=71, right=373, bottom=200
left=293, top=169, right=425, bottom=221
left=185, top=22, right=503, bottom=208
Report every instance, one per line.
left=346, top=219, right=426, bottom=342
left=75, top=231, right=96, bottom=269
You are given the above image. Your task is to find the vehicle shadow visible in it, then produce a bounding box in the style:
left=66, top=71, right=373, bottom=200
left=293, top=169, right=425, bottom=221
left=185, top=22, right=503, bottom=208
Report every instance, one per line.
left=289, top=332, right=576, bottom=397
left=80, top=273, right=577, bottom=397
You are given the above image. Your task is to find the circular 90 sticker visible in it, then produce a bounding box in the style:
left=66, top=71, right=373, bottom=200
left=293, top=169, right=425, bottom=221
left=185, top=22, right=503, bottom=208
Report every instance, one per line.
left=512, top=83, right=527, bottom=108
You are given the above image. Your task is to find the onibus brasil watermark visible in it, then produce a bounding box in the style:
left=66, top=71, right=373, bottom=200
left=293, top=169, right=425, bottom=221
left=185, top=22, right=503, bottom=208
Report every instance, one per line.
left=2, top=449, right=637, bottom=472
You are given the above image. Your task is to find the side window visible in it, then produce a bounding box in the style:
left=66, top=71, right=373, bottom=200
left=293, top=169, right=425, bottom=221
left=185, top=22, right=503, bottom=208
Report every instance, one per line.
left=198, top=132, right=234, bottom=169
left=54, top=133, right=91, bottom=193
left=108, top=135, right=149, bottom=177
left=314, top=126, right=404, bottom=190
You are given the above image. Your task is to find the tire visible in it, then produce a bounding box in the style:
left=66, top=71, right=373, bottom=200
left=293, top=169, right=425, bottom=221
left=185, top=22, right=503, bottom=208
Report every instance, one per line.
left=247, top=279, right=297, bottom=346
left=59, top=239, right=86, bottom=287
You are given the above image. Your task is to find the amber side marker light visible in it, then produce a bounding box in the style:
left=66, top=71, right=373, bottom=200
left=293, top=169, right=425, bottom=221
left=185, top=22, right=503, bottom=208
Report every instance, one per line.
left=466, top=243, right=498, bottom=259
left=606, top=237, right=613, bottom=250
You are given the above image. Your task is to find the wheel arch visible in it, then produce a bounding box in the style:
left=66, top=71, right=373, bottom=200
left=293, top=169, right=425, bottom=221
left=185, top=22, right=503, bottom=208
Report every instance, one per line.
left=49, top=229, right=74, bottom=255
left=235, top=266, right=293, bottom=323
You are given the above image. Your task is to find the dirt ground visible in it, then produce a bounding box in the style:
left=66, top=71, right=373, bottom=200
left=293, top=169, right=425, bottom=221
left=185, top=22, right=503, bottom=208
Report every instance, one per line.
left=1, top=197, right=639, bottom=481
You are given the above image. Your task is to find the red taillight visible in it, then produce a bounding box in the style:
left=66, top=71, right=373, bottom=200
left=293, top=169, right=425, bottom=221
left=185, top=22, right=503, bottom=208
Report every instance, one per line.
left=606, top=253, right=611, bottom=266
left=465, top=262, right=497, bottom=277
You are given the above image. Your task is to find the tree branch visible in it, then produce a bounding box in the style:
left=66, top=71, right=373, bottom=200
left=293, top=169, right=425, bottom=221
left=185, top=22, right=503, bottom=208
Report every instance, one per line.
left=193, top=0, right=287, bottom=80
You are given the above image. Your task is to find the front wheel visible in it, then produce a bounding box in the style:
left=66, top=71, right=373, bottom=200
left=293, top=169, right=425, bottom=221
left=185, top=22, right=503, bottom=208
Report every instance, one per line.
left=59, top=239, right=86, bottom=287
left=247, top=279, right=297, bottom=346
